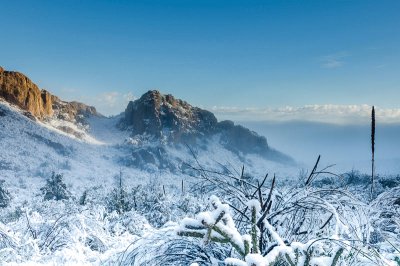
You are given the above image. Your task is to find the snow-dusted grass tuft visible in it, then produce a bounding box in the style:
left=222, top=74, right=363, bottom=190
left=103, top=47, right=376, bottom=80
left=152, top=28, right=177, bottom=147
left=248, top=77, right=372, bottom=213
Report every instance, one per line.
left=175, top=160, right=400, bottom=266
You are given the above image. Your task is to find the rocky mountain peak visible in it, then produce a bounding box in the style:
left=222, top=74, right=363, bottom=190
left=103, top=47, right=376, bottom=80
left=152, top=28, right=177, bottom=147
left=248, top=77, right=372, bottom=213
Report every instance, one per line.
left=0, top=67, right=53, bottom=119
left=0, top=66, right=99, bottom=122
left=121, top=90, right=294, bottom=169
left=122, top=90, right=217, bottom=142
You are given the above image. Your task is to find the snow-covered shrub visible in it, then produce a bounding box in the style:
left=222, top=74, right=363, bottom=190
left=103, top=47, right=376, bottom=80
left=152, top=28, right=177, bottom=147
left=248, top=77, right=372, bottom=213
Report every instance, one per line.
left=0, top=222, right=17, bottom=250
left=129, top=184, right=174, bottom=227
left=78, top=185, right=104, bottom=206
left=128, top=182, right=204, bottom=228
left=177, top=196, right=253, bottom=258
left=369, top=187, right=400, bottom=247
left=36, top=214, right=74, bottom=252
left=117, top=222, right=230, bottom=265
left=177, top=195, right=392, bottom=266
left=344, top=170, right=371, bottom=186
left=107, top=185, right=131, bottom=214
left=40, top=172, right=71, bottom=201
left=85, top=234, right=107, bottom=253
left=378, top=175, right=400, bottom=189
left=0, top=180, right=11, bottom=208
left=107, top=171, right=131, bottom=214
left=176, top=158, right=398, bottom=265
left=177, top=194, right=203, bottom=214
left=79, top=189, right=88, bottom=205
left=0, top=206, right=23, bottom=224
left=107, top=209, right=150, bottom=236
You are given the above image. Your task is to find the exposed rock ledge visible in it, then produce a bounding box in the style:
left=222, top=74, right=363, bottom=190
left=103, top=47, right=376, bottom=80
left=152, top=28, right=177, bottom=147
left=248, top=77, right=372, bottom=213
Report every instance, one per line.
left=0, top=66, right=99, bottom=121
left=0, top=66, right=52, bottom=119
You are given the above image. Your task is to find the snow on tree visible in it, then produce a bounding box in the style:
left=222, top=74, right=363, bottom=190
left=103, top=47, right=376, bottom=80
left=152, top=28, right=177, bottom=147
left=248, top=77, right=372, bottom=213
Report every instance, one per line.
left=0, top=179, right=11, bottom=208
left=40, top=172, right=71, bottom=201
left=107, top=170, right=130, bottom=214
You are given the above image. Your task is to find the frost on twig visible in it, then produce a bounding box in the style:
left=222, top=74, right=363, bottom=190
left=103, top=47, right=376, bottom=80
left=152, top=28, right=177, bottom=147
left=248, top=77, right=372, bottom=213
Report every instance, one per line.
left=176, top=195, right=251, bottom=257
left=176, top=196, right=355, bottom=266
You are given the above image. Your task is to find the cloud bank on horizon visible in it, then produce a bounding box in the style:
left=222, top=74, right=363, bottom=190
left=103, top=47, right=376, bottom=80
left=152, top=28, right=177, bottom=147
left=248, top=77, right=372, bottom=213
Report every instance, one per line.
left=91, top=94, right=400, bottom=125
left=211, top=104, right=400, bottom=124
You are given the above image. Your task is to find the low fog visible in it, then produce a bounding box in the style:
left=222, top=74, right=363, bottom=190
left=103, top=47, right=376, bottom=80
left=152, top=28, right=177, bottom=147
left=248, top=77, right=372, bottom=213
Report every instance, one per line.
left=240, top=121, right=400, bottom=175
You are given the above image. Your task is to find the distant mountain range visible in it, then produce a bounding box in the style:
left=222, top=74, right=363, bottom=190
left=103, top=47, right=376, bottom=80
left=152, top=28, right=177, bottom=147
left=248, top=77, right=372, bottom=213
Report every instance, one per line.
left=0, top=66, right=294, bottom=177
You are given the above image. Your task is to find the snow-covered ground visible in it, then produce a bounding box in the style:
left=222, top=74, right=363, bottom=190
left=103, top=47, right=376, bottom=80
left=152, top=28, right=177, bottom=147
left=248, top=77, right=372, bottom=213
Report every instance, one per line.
left=0, top=101, right=399, bottom=265
left=0, top=101, right=147, bottom=201
left=0, top=101, right=300, bottom=265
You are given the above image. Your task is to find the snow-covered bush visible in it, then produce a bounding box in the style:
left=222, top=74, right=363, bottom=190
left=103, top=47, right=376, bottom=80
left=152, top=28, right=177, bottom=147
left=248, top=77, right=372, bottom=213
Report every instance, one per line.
left=129, top=184, right=171, bottom=227
left=109, top=186, right=131, bottom=214
left=78, top=185, right=104, bottom=206
left=107, top=210, right=150, bottom=236
left=0, top=206, right=23, bottom=224
left=85, top=234, right=107, bottom=253
left=175, top=158, right=398, bottom=265
left=127, top=181, right=204, bottom=228
left=116, top=222, right=230, bottom=265
left=40, top=172, right=71, bottom=201
left=107, top=181, right=131, bottom=215
left=0, top=222, right=17, bottom=250
left=0, top=179, right=11, bottom=208
left=79, top=189, right=88, bottom=205
left=176, top=195, right=395, bottom=265
left=369, top=187, right=400, bottom=248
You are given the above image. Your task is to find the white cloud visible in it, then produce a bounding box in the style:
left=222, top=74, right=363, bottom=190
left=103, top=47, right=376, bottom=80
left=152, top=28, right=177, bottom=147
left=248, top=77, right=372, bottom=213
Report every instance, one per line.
left=320, top=52, right=349, bottom=69
left=211, top=104, right=400, bottom=124
left=90, top=91, right=137, bottom=115
left=123, top=92, right=136, bottom=102
left=96, top=92, right=119, bottom=107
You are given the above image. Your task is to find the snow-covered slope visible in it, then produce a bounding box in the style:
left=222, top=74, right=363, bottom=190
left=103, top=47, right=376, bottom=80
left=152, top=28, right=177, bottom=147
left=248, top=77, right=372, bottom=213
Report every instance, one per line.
left=0, top=100, right=142, bottom=200
left=0, top=84, right=398, bottom=265
left=0, top=97, right=303, bottom=265
left=118, top=90, right=295, bottom=174
left=0, top=99, right=299, bottom=199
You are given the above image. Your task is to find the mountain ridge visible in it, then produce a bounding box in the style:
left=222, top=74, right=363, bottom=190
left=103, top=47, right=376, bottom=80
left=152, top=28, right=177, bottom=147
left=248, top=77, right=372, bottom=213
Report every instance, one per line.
left=0, top=66, right=295, bottom=172
left=0, top=66, right=99, bottom=122
left=120, top=90, right=294, bottom=168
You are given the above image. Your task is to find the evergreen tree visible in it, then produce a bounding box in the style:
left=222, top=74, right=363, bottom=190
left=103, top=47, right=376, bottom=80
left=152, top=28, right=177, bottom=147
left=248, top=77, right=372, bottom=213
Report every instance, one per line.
left=0, top=180, right=11, bottom=208
left=79, top=190, right=88, bottom=205
left=41, top=172, right=70, bottom=201
left=107, top=170, right=130, bottom=214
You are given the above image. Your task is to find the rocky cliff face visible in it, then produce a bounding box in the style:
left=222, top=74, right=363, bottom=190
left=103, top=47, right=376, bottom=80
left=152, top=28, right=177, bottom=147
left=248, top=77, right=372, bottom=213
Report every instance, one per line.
left=0, top=66, right=293, bottom=171
left=121, top=90, right=294, bottom=170
left=121, top=90, right=271, bottom=152
left=51, top=95, right=99, bottom=122
left=122, top=90, right=217, bottom=142
left=0, top=66, right=99, bottom=123
left=0, top=66, right=53, bottom=119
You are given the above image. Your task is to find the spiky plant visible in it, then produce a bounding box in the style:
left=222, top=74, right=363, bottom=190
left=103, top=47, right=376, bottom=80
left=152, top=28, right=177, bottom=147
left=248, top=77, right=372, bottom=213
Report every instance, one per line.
left=371, top=106, right=375, bottom=196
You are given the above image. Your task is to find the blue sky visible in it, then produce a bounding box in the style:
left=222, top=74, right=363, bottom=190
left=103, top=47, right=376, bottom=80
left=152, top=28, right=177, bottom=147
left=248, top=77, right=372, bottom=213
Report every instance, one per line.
left=1, top=0, right=399, bottom=117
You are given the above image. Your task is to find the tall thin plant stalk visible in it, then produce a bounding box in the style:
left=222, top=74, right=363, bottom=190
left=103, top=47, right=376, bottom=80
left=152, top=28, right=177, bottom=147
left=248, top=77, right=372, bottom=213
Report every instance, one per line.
left=371, top=106, right=375, bottom=196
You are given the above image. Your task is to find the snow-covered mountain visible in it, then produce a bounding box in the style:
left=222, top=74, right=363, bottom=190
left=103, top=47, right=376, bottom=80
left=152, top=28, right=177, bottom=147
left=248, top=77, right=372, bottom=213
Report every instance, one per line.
left=0, top=66, right=296, bottom=195
left=119, top=90, right=294, bottom=172
left=0, top=67, right=300, bottom=264
left=1, top=67, right=399, bottom=266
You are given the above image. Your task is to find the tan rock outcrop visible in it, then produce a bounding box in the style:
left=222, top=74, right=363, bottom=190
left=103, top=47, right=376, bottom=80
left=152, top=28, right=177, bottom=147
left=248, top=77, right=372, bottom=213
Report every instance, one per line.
left=0, top=67, right=53, bottom=118
left=51, top=95, right=99, bottom=122
left=0, top=66, right=99, bottom=121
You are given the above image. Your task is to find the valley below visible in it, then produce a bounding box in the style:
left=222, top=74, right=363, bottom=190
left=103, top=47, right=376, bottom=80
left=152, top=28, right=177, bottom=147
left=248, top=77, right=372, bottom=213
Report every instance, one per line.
left=0, top=67, right=399, bottom=265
